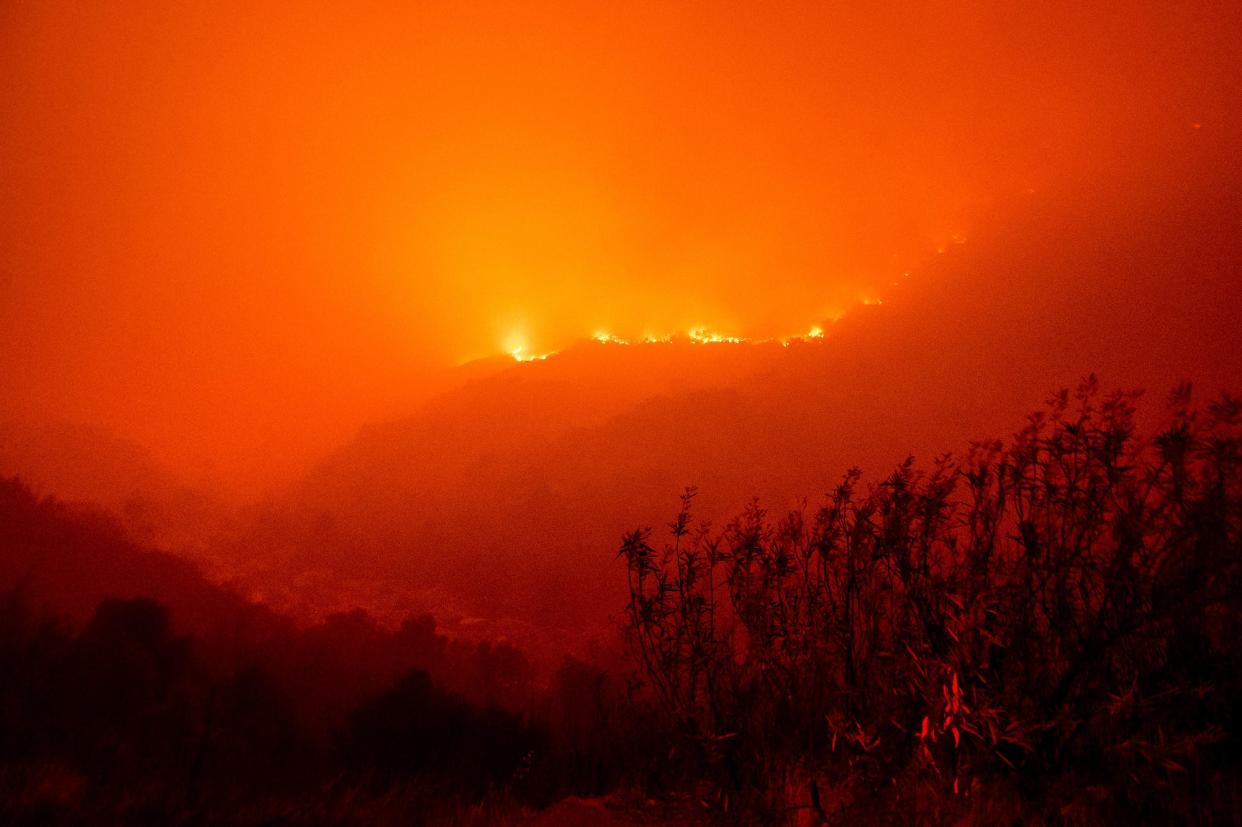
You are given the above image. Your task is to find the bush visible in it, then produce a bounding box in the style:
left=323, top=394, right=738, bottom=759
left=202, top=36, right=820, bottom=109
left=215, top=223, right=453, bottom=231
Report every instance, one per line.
left=619, top=379, right=1242, bottom=821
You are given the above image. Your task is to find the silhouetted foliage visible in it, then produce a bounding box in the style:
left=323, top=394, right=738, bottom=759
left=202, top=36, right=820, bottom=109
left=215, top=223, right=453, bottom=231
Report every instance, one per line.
left=621, top=379, right=1242, bottom=822
left=2, top=379, right=1239, bottom=823
left=345, top=668, right=543, bottom=786
left=0, top=482, right=548, bottom=824
left=0, top=586, right=550, bottom=824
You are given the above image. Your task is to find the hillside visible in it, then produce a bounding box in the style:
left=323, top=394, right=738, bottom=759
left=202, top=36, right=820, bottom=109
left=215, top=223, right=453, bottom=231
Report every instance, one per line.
left=210, top=165, right=1242, bottom=641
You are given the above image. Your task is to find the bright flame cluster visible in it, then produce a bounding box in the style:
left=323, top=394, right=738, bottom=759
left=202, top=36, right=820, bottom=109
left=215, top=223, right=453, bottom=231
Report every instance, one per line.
left=509, top=345, right=553, bottom=362
left=509, top=323, right=836, bottom=362
left=503, top=240, right=968, bottom=362
left=688, top=327, right=748, bottom=344
left=511, top=322, right=839, bottom=362
left=588, top=323, right=830, bottom=354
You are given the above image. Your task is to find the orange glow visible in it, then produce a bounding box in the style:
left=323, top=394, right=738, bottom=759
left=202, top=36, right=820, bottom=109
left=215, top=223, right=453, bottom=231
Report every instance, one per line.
left=509, top=345, right=554, bottom=363
left=1, top=7, right=1241, bottom=821
left=2, top=1, right=1240, bottom=494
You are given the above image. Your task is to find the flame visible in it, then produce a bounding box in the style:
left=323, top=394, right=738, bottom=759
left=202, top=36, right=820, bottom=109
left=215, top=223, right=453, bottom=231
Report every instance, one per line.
left=688, top=327, right=748, bottom=344
left=501, top=266, right=918, bottom=363
left=510, top=345, right=553, bottom=362
left=507, top=321, right=836, bottom=362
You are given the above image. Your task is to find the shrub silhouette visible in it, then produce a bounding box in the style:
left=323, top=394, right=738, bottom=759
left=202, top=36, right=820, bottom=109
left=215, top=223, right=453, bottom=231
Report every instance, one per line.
left=345, top=668, right=543, bottom=787
left=619, top=378, right=1242, bottom=821
left=0, top=586, right=548, bottom=823
left=1, top=378, right=1238, bottom=823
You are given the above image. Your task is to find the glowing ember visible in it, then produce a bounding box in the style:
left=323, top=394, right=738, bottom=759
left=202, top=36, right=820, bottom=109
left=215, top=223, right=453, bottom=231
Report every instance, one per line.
left=503, top=278, right=906, bottom=362
left=510, top=345, right=554, bottom=363
left=688, top=328, right=749, bottom=345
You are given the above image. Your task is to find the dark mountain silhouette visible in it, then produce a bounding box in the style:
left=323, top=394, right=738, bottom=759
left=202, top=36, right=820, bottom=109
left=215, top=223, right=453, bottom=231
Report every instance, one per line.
left=0, top=475, right=272, bottom=633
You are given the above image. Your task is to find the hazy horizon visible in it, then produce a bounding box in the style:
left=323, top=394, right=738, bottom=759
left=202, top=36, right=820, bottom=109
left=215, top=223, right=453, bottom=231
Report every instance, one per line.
left=5, top=1, right=1240, bottom=492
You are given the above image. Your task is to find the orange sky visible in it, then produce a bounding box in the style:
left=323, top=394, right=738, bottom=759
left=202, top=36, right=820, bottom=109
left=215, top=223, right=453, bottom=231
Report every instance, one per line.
left=2, top=2, right=1238, bottom=489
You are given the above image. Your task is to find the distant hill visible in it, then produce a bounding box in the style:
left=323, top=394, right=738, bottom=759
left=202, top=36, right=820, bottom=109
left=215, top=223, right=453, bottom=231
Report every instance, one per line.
left=213, top=165, right=1242, bottom=643
left=0, top=418, right=241, bottom=560
left=0, top=475, right=288, bottom=645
